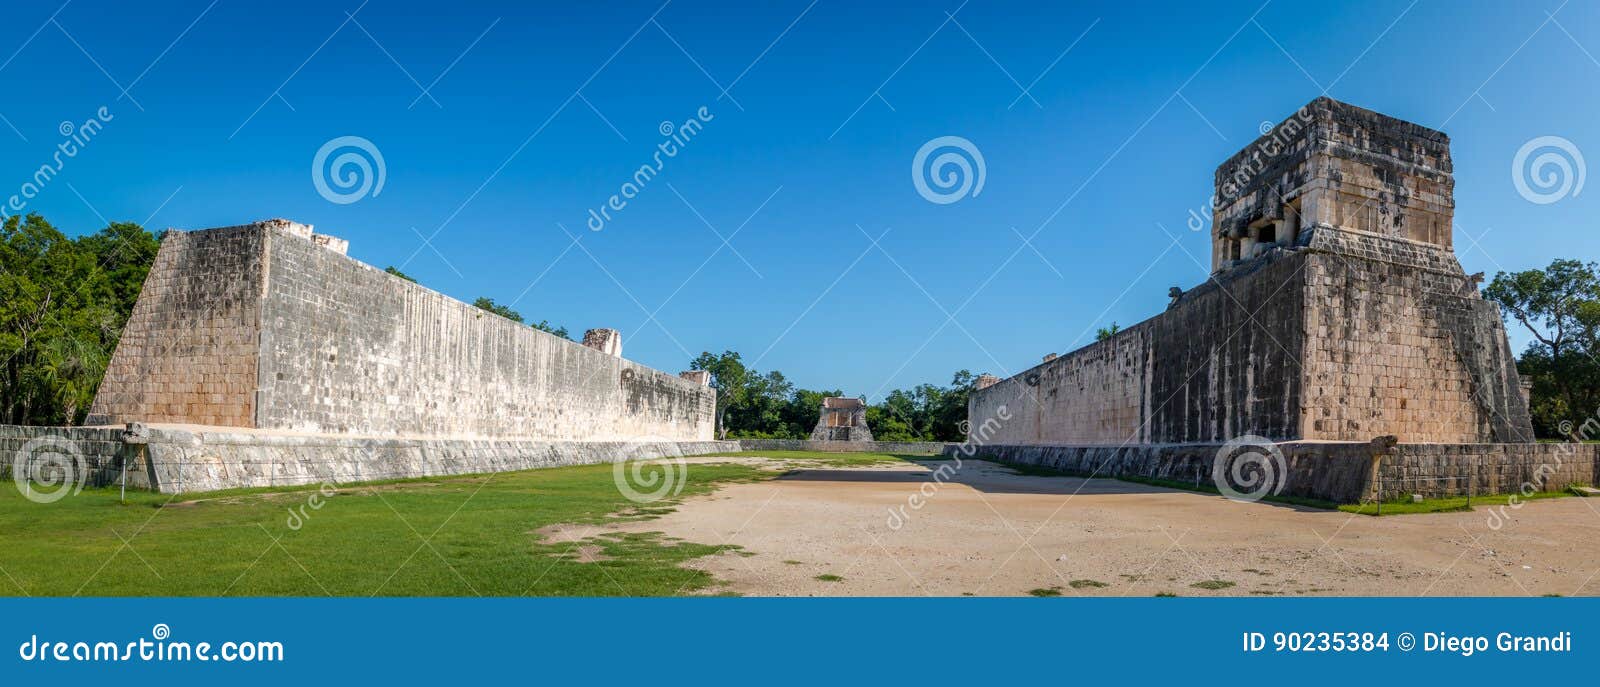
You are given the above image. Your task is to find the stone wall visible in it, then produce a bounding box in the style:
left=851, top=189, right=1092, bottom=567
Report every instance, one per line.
left=961, top=441, right=1599, bottom=505
left=253, top=230, right=713, bottom=440
left=87, top=226, right=266, bottom=427
left=2, top=424, right=737, bottom=494
left=86, top=221, right=716, bottom=442
left=1300, top=229, right=1531, bottom=442
left=0, top=426, right=128, bottom=491
left=970, top=251, right=1305, bottom=445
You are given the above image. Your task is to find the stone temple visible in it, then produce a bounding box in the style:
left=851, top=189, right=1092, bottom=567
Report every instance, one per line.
left=965, top=97, right=1595, bottom=502
left=810, top=397, right=873, bottom=442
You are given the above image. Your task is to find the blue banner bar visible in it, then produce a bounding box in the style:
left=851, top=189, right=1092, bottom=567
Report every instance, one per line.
left=3, top=598, right=1591, bottom=684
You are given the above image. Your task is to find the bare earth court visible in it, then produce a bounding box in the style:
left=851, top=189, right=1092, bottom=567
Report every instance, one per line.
left=560, top=457, right=1600, bottom=597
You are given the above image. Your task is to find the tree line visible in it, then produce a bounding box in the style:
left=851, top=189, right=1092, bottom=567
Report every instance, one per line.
left=688, top=351, right=973, bottom=441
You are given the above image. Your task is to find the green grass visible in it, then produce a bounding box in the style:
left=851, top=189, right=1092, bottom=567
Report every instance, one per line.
left=1028, top=587, right=1062, bottom=597
left=1190, top=580, right=1236, bottom=590
left=814, top=574, right=843, bottom=582
left=986, top=458, right=1338, bottom=510
left=1068, top=579, right=1108, bottom=589
left=0, top=460, right=772, bottom=597
left=1338, top=490, right=1572, bottom=516
left=700, top=450, right=932, bottom=466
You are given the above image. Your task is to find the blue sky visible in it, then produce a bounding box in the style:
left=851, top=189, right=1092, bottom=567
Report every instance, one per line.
left=2, top=0, right=1596, bottom=396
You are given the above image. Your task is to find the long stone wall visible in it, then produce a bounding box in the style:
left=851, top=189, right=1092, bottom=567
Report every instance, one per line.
left=86, top=221, right=715, bottom=442
left=1, top=424, right=737, bottom=494
left=969, top=227, right=1531, bottom=447
left=253, top=228, right=713, bottom=439
left=961, top=441, right=1599, bottom=504
left=970, top=251, right=1306, bottom=445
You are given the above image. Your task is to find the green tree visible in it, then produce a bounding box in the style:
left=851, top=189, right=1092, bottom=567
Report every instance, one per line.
left=472, top=297, right=523, bottom=323
left=1485, top=259, right=1600, bottom=437
left=1, top=214, right=160, bottom=425
left=528, top=320, right=570, bottom=339
left=471, top=297, right=570, bottom=339
left=384, top=266, right=417, bottom=282
left=692, top=350, right=750, bottom=438
left=1095, top=322, right=1121, bottom=341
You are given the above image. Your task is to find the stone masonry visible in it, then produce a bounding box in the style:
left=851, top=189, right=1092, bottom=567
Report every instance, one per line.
left=87, top=219, right=716, bottom=442
left=967, top=98, right=1533, bottom=446
left=810, top=397, right=873, bottom=442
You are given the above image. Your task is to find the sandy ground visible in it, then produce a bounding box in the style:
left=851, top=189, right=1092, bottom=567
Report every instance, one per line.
left=548, top=457, right=1600, bottom=597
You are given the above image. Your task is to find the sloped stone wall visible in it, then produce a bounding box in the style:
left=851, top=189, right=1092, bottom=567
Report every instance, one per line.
left=1301, top=229, right=1532, bottom=443
left=86, top=226, right=266, bottom=427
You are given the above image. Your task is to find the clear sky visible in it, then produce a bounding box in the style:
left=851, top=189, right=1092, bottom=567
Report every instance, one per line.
left=2, top=0, right=1595, bottom=397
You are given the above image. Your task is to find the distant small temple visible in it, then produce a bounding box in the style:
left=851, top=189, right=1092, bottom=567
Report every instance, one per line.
left=811, top=397, right=873, bottom=442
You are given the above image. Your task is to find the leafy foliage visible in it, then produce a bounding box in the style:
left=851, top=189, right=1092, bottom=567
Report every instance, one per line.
left=1095, top=322, right=1121, bottom=341
left=472, top=296, right=569, bottom=339
left=384, top=265, right=417, bottom=282
left=0, top=214, right=160, bottom=425
left=690, top=350, right=973, bottom=441
left=1485, top=259, right=1600, bottom=437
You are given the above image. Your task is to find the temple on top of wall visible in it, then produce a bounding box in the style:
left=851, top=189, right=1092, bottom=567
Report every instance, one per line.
left=966, top=97, right=1534, bottom=446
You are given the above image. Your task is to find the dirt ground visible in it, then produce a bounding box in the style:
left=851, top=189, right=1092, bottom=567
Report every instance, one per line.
left=553, top=457, right=1600, bottom=597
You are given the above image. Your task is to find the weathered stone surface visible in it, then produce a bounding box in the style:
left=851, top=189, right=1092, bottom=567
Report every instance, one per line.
left=966, top=97, right=1532, bottom=446
left=963, top=441, right=1599, bottom=504
left=86, top=220, right=716, bottom=442
left=810, top=397, right=873, bottom=442
left=1, top=423, right=738, bottom=493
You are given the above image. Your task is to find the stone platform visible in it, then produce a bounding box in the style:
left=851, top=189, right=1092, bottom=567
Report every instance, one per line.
left=961, top=441, right=1600, bottom=504
left=2, top=424, right=736, bottom=494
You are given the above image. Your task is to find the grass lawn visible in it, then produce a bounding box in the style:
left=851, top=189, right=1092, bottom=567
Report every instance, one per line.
left=0, top=460, right=778, bottom=597
left=1337, top=490, right=1572, bottom=516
